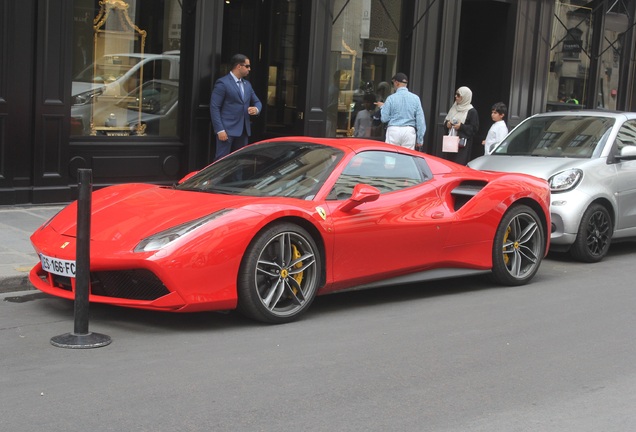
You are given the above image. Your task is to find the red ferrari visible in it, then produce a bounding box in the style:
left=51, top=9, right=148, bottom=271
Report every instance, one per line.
left=30, top=137, right=550, bottom=323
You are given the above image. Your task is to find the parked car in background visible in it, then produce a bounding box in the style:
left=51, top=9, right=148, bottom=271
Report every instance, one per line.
left=469, top=110, right=636, bottom=262
left=71, top=53, right=180, bottom=135
left=93, top=79, right=179, bottom=136
left=30, top=137, right=550, bottom=324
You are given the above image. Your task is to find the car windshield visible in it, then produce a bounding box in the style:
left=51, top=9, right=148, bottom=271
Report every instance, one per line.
left=176, top=141, right=344, bottom=199
left=492, top=115, right=615, bottom=158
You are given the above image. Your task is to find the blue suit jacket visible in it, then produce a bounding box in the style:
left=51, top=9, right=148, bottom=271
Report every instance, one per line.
left=210, top=73, right=262, bottom=137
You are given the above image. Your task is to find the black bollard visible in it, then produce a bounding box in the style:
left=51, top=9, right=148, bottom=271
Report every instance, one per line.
left=51, top=169, right=112, bottom=348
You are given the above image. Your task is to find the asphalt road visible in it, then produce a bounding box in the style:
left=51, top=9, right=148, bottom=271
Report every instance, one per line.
left=2, top=244, right=636, bottom=431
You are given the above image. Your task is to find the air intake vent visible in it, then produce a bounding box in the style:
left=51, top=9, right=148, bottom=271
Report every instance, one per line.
left=451, top=180, right=487, bottom=211
left=90, top=269, right=170, bottom=300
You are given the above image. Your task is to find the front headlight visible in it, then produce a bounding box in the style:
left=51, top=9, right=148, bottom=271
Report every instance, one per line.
left=134, top=209, right=233, bottom=252
left=72, top=88, right=103, bottom=106
left=548, top=169, right=583, bottom=193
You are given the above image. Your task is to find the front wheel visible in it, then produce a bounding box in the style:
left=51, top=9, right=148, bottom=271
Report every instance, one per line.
left=491, top=205, right=545, bottom=286
left=570, top=203, right=612, bottom=263
left=237, top=223, right=321, bottom=324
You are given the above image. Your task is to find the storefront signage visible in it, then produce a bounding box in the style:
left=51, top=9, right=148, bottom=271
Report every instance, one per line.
left=361, top=0, right=371, bottom=39
left=363, top=39, right=396, bottom=56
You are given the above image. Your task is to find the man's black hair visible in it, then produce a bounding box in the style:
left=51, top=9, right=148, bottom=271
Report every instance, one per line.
left=230, top=53, right=248, bottom=69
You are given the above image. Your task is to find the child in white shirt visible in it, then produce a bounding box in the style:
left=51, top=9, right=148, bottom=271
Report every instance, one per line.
left=482, top=102, right=508, bottom=154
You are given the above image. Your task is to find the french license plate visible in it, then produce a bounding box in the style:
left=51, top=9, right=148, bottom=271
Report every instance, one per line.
left=40, top=254, right=76, bottom=278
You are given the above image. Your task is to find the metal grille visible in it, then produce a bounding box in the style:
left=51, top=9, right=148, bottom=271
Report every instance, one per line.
left=51, top=274, right=73, bottom=292
left=90, top=269, right=170, bottom=300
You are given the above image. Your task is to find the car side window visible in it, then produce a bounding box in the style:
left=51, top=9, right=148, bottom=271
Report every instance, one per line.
left=615, top=120, right=636, bottom=155
left=327, top=151, right=431, bottom=200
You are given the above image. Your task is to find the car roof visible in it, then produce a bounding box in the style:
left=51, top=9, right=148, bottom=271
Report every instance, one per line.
left=261, top=136, right=419, bottom=153
left=98, top=53, right=180, bottom=60
left=531, top=109, right=636, bottom=119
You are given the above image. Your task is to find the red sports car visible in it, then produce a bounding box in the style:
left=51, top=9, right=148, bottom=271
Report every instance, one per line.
left=30, top=137, right=550, bottom=323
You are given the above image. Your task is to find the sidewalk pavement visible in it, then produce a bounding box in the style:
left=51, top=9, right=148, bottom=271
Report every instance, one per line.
left=0, top=204, right=66, bottom=293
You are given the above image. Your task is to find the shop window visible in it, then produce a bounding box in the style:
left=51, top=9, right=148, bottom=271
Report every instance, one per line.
left=71, top=0, right=182, bottom=137
left=547, top=2, right=593, bottom=110
left=597, top=6, right=629, bottom=110
left=327, top=0, right=402, bottom=139
left=547, top=1, right=630, bottom=111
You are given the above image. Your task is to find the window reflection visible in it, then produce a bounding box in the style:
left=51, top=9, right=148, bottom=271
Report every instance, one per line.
left=328, top=151, right=429, bottom=200
left=494, top=116, right=614, bottom=158
left=177, top=141, right=344, bottom=199
left=597, top=5, right=628, bottom=110
left=547, top=1, right=630, bottom=111
left=328, top=0, right=402, bottom=139
left=547, top=2, right=593, bottom=109
left=71, top=0, right=182, bottom=138
left=615, top=120, right=636, bottom=154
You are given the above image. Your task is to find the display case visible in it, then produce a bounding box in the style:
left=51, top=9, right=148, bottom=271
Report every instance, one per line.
left=90, top=0, right=147, bottom=136
left=336, top=41, right=357, bottom=137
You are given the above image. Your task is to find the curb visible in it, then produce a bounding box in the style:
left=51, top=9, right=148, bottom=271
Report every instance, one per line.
left=0, top=275, right=36, bottom=294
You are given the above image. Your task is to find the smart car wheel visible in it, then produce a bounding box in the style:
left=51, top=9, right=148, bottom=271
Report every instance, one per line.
left=570, top=203, right=612, bottom=263
left=237, top=223, right=321, bottom=324
left=491, top=205, right=545, bottom=286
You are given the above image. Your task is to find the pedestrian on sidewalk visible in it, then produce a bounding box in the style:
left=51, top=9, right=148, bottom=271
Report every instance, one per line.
left=482, top=102, right=508, bottom=154
left=375, top=73, right=426, bottom=151
left=443, top=86, right=479, bottom=165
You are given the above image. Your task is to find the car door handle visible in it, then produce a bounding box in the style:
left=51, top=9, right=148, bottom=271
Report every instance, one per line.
left=431, top=211, right=444, bottom=219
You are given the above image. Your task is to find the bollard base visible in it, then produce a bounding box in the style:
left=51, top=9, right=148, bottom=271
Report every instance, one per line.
left=50, top=332, right=112, bottom=349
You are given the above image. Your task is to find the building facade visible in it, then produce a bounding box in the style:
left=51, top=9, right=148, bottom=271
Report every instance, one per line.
left=1, top=0, right=635, bottom=204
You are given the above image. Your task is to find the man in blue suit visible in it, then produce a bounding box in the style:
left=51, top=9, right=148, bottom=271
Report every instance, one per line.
left=210, top=53, right=262, bottom=160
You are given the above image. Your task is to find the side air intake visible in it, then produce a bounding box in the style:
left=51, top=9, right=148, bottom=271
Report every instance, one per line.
left=450, top=180, right=488, bottom=211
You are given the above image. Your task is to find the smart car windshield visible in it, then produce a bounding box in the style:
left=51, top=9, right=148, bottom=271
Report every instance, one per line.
left=176, top=141, right=344, bottom=199
left=492, top=115, right=615, bottom=158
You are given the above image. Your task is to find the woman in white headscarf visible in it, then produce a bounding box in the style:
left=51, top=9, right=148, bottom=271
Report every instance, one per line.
left=443, top=86, right=479, bottom=165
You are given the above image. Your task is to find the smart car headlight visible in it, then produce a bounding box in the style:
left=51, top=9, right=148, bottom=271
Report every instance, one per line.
left=548, top=169, right=583, bottom=193
left=134, top=209, right=232, bottom=252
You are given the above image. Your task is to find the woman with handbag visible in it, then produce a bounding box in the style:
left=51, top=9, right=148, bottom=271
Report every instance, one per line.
left=443, top=86, right=479, bottom=165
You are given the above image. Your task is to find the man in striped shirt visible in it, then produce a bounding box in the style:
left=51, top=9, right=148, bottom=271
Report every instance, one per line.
left=376, top=73, right=426, bottom=150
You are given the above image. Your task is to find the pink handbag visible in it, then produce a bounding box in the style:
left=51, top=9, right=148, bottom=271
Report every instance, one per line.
left=442, top=135, right=459, bottom=153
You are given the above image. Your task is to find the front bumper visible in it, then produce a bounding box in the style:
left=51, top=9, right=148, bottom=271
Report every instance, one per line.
left=29, top=263, right=189, bottom=311
left=548, top=188, right=590, bottom=246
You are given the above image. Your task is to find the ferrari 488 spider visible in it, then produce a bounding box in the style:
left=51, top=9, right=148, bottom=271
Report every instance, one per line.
left=30, top=137, right=550, bottom=323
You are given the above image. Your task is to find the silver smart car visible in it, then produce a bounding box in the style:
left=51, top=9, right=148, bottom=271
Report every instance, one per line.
left=469, top=110, right=636, bottom=262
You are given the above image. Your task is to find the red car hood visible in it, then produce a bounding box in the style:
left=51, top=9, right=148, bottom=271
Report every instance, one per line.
left=48, top=183, right=264, bottom=242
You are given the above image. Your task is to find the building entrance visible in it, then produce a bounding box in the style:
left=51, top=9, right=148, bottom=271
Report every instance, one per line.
left=456, top=0, right=513, bottom=160
left=221, top=0, right=309, bottom=141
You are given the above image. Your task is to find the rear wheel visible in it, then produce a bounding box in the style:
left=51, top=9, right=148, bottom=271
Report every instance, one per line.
left=237, top=223, right=321, bottom=324
left=570, top=203, right=612, bottom=263
left=491, top=205, right=545, bottom=286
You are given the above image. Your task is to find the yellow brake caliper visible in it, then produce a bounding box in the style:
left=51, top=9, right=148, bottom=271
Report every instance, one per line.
left=503, top=226, right=511, bottom=265
left=291, top=244, right=304, bottom=291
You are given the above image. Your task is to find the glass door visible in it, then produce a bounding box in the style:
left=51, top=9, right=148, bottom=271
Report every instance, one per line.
left=222, top=0, right=308, bottom=140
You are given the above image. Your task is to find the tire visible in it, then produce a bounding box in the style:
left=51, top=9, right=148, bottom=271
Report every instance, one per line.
left=237, top=223, right=321, bottom=324
left=491, top=205, right=545, bottom=286
left=570, top=203, right=612, bottom=263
